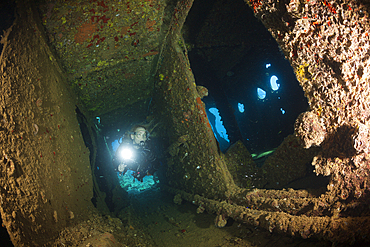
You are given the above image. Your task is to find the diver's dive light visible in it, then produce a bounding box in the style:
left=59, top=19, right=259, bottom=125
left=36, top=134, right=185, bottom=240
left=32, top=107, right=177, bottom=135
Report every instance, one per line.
left=119, top=147, right=134, bottom=160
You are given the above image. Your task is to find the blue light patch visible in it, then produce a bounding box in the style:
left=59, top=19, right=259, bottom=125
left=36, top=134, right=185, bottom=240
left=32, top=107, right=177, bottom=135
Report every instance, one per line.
left=270, top=75, right=280, bottom=91
left=111, top=138, right=122, bottom=152
left=209, top=108, right=230, bottom=142
left=280, top=108, right=286, bottom=114
left=118, top=170, right=156, bottom=193
left=266, top=63, right=271, bottom=68
left=238, top=103, right=244, bottom=113
left=257, top=88, right=266, bottom=100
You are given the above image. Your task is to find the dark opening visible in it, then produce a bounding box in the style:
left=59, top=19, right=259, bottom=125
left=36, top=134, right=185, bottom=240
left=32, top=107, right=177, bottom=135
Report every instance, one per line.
left=185, top=0, right=308, bottom=155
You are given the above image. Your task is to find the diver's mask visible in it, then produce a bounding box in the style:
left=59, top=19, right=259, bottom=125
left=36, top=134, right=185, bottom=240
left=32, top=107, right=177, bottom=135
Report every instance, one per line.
left=131, top=128, right=149, bottom=145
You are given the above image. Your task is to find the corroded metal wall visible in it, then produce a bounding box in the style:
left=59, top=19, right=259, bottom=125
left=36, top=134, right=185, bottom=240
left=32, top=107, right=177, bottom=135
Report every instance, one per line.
left=0, top=2, right=94, bottom=245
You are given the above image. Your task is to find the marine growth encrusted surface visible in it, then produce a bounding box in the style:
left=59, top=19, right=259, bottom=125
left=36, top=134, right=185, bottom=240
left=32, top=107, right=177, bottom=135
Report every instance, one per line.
left=247, top=0, right=370, bottom=198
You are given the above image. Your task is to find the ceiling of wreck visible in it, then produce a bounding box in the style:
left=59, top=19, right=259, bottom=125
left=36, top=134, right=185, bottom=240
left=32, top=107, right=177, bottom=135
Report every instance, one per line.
left=39, top=0, right=274, bottom=111
left=39, top=0, right=171, bottom=120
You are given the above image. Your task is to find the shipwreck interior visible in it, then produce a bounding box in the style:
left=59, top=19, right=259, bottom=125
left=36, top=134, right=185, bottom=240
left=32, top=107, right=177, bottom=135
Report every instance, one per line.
left=2, top=0, right=370, bottom=246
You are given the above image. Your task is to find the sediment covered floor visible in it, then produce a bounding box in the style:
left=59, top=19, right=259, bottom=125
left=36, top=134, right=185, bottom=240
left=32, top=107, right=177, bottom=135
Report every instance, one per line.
left=53, top=186, right=335, bottom=247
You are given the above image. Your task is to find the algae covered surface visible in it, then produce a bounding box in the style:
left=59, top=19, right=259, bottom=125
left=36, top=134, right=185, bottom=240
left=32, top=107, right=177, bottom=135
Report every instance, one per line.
left=0, top=1, right=95, bottom=245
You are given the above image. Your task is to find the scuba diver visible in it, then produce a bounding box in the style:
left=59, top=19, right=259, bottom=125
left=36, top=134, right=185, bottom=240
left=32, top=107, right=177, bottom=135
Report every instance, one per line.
left=113, top=125, right=159, bottom=182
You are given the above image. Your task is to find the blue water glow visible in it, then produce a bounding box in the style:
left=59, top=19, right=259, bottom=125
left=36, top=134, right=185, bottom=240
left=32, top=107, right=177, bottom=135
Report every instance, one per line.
left=209, top=108, right=230, bottom=142
left=238, top=103, right=244, bottom=113
left=112, top=138, right=122, bottom=152
left=270, top=75, right=280, bottom=91
left=257, top=88, right=266, bottom=100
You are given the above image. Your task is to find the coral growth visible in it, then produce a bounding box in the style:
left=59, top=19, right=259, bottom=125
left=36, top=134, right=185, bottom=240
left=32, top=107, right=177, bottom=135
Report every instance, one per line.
left=196, top=85, right=208, bottom=99
left=295, top=111, right=326, bottom=149
left=214, top=214, right=228, bottom=228
left=353, top=123, right=370, bottom=155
